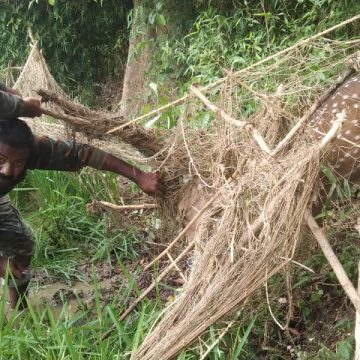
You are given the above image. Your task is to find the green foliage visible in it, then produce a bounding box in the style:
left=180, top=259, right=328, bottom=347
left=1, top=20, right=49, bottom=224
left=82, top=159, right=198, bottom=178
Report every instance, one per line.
left=10, top=169, right=144, bottom=282
left=297, top=337, right=354, bottom=359
left=0, top=0, right=132, bottom=101
left=0, top=273, right=162, bottom=359
left=153, top=0, right=360, bottom=84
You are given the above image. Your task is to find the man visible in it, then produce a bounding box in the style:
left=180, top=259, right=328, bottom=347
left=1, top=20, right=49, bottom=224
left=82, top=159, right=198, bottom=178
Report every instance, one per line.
left=0, top=84, right=164, bottom=309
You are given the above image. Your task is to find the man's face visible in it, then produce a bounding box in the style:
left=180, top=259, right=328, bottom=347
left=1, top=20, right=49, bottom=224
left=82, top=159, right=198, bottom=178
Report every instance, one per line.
left=0, top=143, right=29, bottom=194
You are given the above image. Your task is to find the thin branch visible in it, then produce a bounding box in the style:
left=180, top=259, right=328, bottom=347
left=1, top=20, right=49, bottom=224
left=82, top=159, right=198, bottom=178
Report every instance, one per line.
left=41, top=107, right=90, bottom=126
left=95, top=201, right=158, bottom=211
left=271, top=69, right=354, bottom=156
left=304, top=209, right=360, bottom=312
left=355, top=260, right=360, bottom=360
left=190, top=85, right=271, bottom=154
left=199, top=317, right=239, bottom=360
left=355, top=219, right=360, bottom=360
left=265, top=276, right=285, bottom=330
left=144, top=169, right=240, bottom=272
left=166, top=252, right=187, bottom=283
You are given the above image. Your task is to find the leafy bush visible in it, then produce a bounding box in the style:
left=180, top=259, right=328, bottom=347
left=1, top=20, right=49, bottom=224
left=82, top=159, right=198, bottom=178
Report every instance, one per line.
left=154, top=0, right=360, bottom=84
left=0, top=0, right=132, bottom=100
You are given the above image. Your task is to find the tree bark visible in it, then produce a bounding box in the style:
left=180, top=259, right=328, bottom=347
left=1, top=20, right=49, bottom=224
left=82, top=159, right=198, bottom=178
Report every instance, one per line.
left=120, top=0, right=155, bottom=119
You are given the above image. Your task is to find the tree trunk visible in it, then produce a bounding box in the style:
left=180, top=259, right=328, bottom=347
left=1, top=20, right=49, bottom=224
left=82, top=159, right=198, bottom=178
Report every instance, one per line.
left=120, top=0, right=155, bottom=119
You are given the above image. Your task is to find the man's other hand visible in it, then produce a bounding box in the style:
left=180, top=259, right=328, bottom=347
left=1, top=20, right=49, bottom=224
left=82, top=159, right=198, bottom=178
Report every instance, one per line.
left=22, top=97, right=42, bottom=118
left=5, top=87, right=21, bottom=96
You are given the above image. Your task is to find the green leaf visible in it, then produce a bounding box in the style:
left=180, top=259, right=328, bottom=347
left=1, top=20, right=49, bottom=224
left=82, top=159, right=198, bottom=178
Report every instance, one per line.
left=48, top=0, right=55, bottom=5
left=156, top=14, right=166, bottom=27
left=336, top=338, right=354, bottom=360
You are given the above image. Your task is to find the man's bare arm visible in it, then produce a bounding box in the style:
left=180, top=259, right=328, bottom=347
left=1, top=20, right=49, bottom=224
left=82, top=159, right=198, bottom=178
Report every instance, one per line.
left=100, top=154, right=165, bottom=197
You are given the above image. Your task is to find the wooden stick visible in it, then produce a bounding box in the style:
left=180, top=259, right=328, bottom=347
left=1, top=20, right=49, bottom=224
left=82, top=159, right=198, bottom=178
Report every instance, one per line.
left=143, top=192, right=218, bottom=271
left=271, top=69, right=354, bottom=156
left=304, top=209, right=360, bottom=312
left=105, top=15, right=360, bottom=135
left=96, top=201, right=158, bottom=211
left=355, top=218, right=360, bottom=360
left=166, top=252, right=187, bottom=283
left=190, top=85, right=271, bottom=154
left=144, top=168, right=240, bottom=272
left=235, top=78, right=295, bottom=122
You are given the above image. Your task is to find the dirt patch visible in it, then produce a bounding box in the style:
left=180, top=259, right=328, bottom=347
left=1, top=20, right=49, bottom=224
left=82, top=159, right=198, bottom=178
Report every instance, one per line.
left=29, top=256, right=187, bottom=316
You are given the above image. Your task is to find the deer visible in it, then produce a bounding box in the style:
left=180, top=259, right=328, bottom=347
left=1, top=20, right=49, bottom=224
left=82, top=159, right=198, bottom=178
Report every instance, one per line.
left=310, top=69, right=360, bottom=216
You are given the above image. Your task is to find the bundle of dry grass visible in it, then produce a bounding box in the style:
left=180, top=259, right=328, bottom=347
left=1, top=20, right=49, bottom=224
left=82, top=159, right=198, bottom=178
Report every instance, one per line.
left=36, top=89, right=163, bottom=157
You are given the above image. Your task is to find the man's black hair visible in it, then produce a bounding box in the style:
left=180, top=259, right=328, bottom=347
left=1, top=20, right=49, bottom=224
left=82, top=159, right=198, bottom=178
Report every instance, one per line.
left=0, top=118, right=35, bottom=151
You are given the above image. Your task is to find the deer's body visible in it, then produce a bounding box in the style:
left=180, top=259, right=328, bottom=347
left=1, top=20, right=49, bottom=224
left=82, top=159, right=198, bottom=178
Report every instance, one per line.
left=311, top=72, right=360, bottom=181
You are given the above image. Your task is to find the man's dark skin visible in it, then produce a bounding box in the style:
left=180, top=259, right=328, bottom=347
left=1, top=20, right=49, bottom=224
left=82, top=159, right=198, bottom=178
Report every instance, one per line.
left=0, top=88, right=164, bottom=309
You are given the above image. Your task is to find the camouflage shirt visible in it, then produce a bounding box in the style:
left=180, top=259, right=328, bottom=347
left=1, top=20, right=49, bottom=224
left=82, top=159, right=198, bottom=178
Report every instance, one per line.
left=0, top=82, right=107, bottom=192
left=0, top=82, right=25, bottom=118
left=28, top=136, right=107, bottom=172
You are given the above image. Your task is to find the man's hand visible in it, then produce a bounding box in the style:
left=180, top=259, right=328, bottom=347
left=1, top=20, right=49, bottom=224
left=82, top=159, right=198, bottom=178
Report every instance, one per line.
left=137, top=172, right=165, bottom=197
left=100, top=154, right=166, bottom=197
left=22, top=97, right=42, bottom=118
left=4, top=87, right=21, bottom=97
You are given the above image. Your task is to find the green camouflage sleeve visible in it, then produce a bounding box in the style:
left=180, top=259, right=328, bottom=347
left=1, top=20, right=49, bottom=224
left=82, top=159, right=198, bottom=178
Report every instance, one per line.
left=0, top=82, right=24, bottom=118
left=27, top=136, right=108, bottom=171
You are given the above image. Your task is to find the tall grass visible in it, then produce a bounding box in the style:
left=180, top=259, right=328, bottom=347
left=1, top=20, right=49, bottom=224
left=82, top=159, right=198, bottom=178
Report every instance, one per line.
left=7, top=168, right=148, bottom=288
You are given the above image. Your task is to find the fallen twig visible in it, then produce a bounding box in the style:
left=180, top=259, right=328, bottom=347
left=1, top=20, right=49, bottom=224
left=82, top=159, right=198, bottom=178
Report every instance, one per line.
left=304, top=209, right=360, bottom=312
